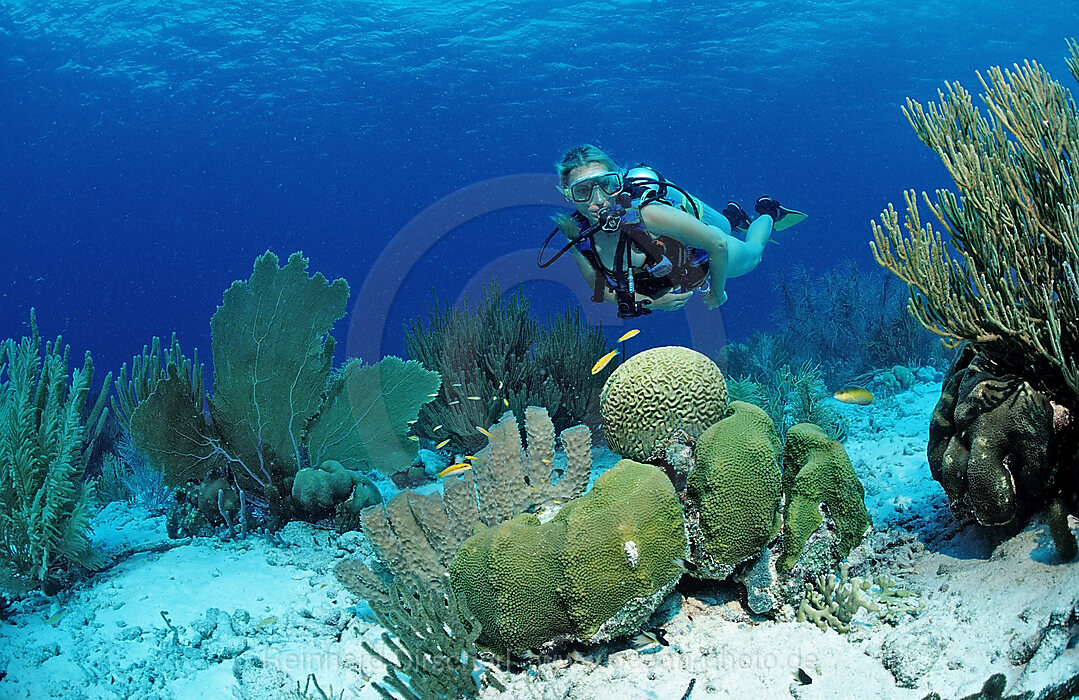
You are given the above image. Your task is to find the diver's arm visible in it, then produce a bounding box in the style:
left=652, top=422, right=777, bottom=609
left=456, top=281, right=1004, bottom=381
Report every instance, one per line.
left=640, top=204, right=728, bottom=304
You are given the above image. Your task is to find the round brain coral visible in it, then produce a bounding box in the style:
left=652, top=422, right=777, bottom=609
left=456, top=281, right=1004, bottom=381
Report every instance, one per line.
left=600, top=346, right=729, bottom=461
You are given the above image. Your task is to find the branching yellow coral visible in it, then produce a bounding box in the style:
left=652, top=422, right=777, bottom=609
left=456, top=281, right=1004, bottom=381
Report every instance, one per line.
left=871, top=41, right=1079, bottom=396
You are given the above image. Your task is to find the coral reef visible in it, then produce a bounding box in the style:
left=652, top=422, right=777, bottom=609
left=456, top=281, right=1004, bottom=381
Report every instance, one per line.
left=448, top=459, right=686, bottom=655
left=600, top=346, right=729, bottom=462
left=405, top=283, right=611, bottom=455
left=0, top=311, right=110, bottom=593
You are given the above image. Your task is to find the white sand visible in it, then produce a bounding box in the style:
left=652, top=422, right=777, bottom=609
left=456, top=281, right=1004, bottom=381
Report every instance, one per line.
left=1, top=377, right=1076, bottom=699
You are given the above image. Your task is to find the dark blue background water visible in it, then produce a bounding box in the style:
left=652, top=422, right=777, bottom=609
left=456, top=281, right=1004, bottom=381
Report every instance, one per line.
left=2, top=0, right=1077, bottom=387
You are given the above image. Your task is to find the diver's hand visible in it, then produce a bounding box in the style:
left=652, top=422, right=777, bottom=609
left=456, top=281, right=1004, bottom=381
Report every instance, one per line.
left=645, top=292, right=693, bottom=311
left=702, top=288, right=727, bottom=310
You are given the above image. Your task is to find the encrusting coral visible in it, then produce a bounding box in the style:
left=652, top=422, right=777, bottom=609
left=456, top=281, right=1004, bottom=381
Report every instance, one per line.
left=0, top=311, right=111, bottom=593
left=871, top=41, right=1079, bottom=552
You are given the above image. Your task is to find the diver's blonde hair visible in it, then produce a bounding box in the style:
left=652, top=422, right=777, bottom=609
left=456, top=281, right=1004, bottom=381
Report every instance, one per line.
left=555, top=144, right=620, bottom=186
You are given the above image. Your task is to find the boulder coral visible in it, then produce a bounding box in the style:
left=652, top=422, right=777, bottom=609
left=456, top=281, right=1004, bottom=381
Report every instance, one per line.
left=781, top=423, right=872, bottom=571
left=291, top=460, right=382, bottom=522
left=684, top=401, right=783, bottom=578
left=600, top=346, right=728, bottom=462
left=448, top=460, right=686, bottom=655
left=929, top=345, right=1057, bottom=527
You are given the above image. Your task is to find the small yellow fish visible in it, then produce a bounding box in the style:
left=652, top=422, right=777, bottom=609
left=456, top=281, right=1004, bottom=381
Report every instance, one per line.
left=426, top=392, right=439, bottom=397
left=44, top=610, right=65, bottom=625
left=464, top=455, right=480, bottom=461
left=553, top=500, right=563, bottom=504
left=497, top=381, right=504, bottom=389
left=407, top=436, right=419, bottom=441
left=435, top=438, right=451, bottom=449
left=255, top=616, right=278, bottom=628
left=541, top=458, right=552, bottom=464
left=449, top=400, right=460, bottom=405
left=466, top=396, right=482, bottom=401
left=502, top=398, right=510, bottom=407
left=617, top=329, right=640, bottom=343
left=437, top=463, right=472, bottom=478
left=591, top=349, right=619, bottom=375
left=406, top=419, right=417, bottom=425
left=452, top=383, right=463, bottom=387
left=833, top=385, right=875, bottom=405
left=432, top=424, right=443, bottom=432
left=476, top=425, right=494, bottom=439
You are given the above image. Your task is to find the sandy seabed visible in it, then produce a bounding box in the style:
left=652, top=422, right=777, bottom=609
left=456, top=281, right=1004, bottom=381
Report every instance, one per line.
left=1, top=378, right=1077, bottom=700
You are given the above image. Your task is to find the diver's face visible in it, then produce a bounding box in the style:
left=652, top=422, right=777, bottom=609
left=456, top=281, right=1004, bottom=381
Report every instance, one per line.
left=565, top=163, right=617, bottom=225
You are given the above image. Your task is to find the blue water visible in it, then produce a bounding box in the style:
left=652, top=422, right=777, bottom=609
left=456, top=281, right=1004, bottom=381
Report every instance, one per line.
left=2, top=0, right=1076, bottom=382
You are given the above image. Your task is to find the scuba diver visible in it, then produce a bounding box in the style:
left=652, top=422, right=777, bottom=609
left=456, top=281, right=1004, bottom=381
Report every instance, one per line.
left=538, top=144, right=806, bottom=319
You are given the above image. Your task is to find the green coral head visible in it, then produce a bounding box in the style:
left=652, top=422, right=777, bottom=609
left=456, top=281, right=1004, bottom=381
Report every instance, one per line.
left=448, top=460, right=686, bottom=655
left=780, top=423, right=871, bottom=572
left=685, top=401, right=783, bottom=572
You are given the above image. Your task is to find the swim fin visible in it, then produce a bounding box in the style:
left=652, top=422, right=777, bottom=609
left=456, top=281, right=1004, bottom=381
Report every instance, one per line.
left=755, top=195, right=807, bottom=231
left=722, top=201, right=752, bottom=233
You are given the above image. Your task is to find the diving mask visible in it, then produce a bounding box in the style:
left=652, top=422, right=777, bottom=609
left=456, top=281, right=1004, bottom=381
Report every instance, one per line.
left=562, top=171, right=624, bottom=203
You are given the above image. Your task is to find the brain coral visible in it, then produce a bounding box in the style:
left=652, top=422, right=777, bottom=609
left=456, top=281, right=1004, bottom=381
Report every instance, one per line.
left=600, top=346, right=729, bottom=461
left=448, top=460, right=686, bottom=655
